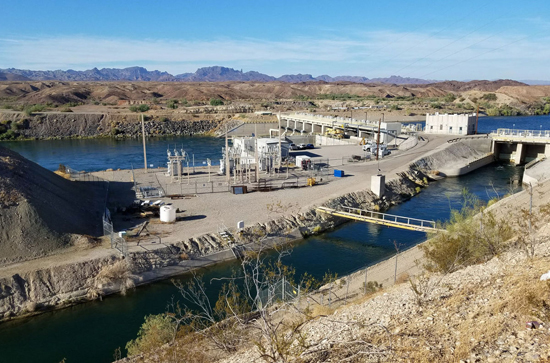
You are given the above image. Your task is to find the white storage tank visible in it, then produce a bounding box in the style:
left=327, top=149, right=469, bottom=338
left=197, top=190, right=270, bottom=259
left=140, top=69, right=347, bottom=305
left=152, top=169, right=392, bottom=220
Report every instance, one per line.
left=160, top=205, right=176, bottom=223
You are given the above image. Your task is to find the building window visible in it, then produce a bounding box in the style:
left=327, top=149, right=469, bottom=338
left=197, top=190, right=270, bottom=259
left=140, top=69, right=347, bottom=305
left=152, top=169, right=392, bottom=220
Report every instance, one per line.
left=430, top=125, right=433, bottom=130
left=459, top=127, right=463, bottom=134
left=440, top=125, right=443, bottom=130
left=449, top=126, right=453, bottom=133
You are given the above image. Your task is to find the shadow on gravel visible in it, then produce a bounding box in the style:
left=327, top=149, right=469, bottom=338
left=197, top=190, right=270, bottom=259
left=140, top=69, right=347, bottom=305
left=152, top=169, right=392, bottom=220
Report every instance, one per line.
left=178, top=215, right=207, bottom=221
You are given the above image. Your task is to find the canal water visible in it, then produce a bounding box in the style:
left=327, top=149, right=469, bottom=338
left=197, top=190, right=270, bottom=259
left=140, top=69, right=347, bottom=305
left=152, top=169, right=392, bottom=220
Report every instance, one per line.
left=0, top=164, right=524, bottom=363
left=0, top=115, right=546, bottom=363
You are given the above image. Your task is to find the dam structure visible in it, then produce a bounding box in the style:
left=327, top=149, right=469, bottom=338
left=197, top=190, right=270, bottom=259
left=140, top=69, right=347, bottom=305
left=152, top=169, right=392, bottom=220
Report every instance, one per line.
left=490, top=128, right=550, bottom=164
left=279, top=112, right=405, bottom=143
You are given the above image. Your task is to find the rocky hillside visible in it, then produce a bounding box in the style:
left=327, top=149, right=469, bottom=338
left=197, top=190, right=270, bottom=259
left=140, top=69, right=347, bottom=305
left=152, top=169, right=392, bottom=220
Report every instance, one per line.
left=0, top=146, right=105, bottom=266
left=2, top=80, right=542, bottom=106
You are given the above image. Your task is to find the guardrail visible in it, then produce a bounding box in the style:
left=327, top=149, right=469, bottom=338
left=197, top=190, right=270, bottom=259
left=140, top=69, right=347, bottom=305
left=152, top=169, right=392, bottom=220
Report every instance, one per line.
left=491, top=128, right=550, bottom=139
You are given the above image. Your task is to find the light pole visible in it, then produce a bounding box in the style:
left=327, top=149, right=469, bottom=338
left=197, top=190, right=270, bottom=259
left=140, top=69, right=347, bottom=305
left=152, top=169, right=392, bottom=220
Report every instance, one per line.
left=513, top=123, right=515, bottom=135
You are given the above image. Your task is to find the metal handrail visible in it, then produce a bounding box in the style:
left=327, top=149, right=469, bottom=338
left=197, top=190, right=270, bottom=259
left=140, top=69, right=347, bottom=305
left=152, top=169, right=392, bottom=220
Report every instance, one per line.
left=341, top=206, right=437, bottom=228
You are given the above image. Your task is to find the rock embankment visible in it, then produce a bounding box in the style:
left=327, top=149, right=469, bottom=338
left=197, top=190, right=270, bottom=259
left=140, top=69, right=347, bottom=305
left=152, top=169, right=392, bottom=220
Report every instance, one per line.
left=0, top=112, right=221, bottom=139
left=0, top=254, right=123, bottom=320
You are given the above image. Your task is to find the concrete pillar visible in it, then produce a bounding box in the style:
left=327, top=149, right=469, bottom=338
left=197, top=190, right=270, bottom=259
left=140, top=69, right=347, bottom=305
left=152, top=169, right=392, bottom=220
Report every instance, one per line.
left=492, top=141, right=501, bottom=160
left=514, top=143, right=525, bottom=164
left=545, top=144, right=550, bottom=158
left=302, top=122, right=306, bottom=132
left=321, top=125, right=326, bottom=135
left=371, top=174, right=385, bottom=198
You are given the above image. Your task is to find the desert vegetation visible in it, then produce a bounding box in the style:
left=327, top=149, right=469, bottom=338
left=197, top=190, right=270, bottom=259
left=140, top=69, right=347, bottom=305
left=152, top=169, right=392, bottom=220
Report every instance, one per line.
left=122, top=186, right=550, bottom=362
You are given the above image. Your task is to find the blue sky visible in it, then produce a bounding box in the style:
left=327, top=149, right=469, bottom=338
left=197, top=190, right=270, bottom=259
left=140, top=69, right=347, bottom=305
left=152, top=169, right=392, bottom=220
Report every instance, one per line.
left=1, top=0, right=549, bottom=80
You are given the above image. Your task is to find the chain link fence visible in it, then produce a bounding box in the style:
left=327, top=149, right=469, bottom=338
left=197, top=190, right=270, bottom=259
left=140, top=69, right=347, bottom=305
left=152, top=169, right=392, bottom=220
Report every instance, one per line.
left=102, top=210, right=128, bottom=256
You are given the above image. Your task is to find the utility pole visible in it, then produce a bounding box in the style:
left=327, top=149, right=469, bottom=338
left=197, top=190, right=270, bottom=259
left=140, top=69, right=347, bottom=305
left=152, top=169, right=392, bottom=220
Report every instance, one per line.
left=475, top=105, right=479, bottom=135
left=254, top=123, right=259, bottom=182
left=141, top=114, right=148, bottom=172
left=225, top=123, right=230, bottom=183
left=376, top=114, right=383, bottom=161
left=277, top=112, right=282, bottom=172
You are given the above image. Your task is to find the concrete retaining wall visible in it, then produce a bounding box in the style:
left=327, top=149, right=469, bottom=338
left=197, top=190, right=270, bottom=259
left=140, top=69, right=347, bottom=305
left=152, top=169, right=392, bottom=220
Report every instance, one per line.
left=523, top=158, right=550, bottom=186
left=412, top=138, right=494, bottom=177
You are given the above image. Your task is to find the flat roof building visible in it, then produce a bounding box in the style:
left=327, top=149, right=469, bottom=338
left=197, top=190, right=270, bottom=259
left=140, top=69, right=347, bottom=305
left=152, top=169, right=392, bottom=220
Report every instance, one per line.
left=425, top=113, right=477, bottom=135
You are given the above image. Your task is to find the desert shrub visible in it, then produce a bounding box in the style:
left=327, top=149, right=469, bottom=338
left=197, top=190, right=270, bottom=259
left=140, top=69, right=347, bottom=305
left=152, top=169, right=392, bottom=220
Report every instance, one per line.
left=0, top=129, right=19, bottom=140
left=23, top=104, right=47, bottom=115
left=430, top=102, right=442, bottom=109
left=129, top=104, right=150, bottom=112
left=65, top=102, right=81, bottom=107
left=363, top=280, right=383, bottom=294
left=482, top=93, right=497, bottom=101
left=126, top=314, right=176, bottom=356
left=486, top=105, right=521, bottom=116
left=443, top=93, right=457, bottom=103
left=421, top=192, right=514, bottom=273
left=166, top=99, right=178, bottom=109
left=209, top=98, right=224, bottom=106
left=533, top=103, right=550, bottom=115
left=94, top=260, right=135, bottom=295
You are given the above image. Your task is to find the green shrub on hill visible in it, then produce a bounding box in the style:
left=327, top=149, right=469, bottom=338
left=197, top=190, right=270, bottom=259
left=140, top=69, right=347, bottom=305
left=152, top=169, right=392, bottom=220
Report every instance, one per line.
left=209, top=98, right=224, bottom=106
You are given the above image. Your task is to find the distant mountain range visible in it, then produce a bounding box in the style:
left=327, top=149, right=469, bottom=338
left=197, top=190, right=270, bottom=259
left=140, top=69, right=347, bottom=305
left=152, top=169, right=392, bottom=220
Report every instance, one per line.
left=0, top=66, right=437, bottom=85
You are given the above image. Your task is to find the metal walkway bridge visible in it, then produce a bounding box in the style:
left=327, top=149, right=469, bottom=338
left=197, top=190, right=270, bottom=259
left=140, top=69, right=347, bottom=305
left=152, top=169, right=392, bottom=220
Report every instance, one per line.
left=316, top=206, right=445, bottom=233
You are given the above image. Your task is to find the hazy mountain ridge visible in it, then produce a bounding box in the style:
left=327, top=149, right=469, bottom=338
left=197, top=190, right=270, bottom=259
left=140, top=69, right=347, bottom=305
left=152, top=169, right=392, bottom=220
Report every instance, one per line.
left=0, top=66, right=436, bottom=85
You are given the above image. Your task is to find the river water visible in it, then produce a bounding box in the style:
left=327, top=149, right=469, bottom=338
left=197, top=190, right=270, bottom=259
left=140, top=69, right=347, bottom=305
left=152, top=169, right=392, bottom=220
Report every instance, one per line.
left=3, top=115, right=550, bottom=172
left=0, top=115, right=547, bottom=362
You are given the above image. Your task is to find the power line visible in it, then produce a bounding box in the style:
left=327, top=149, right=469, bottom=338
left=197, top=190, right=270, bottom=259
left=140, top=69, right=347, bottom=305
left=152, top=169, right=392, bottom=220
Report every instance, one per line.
left=418, top=30, right=546, bottom=78
left=417, top=31, right=502, bottom=75
left=365, top=1, right=490, bottom=77
left=393, top=15, right=502, bottom=76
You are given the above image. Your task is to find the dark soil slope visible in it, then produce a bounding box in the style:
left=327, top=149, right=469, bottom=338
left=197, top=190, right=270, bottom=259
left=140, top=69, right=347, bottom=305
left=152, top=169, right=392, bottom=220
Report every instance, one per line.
left=0, top=146, right=105, bottom=266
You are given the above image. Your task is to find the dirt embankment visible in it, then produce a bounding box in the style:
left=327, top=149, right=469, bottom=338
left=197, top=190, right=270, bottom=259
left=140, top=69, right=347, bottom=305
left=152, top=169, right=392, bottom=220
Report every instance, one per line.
left=0, top=112, right=221, bottom=139
left=0, top=146, right=108, bottom=266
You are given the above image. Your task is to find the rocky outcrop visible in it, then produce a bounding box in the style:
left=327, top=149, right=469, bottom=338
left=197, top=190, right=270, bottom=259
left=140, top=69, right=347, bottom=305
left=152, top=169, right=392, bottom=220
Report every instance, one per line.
left=0, top=112, right=221, bottom=139
left=0, top=254, right=122, bottom=320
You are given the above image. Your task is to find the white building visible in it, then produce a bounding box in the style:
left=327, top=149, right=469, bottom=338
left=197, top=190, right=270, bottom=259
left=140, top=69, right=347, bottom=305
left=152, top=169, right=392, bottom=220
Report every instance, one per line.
left=425, top=113, right=477, bottom=135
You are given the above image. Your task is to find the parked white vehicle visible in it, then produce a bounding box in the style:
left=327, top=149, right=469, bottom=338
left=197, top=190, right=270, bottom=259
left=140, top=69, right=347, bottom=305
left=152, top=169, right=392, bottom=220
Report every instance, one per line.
left=362, top=142, right=377, bottom=152
left=371, top=145, right=391, bottom=157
